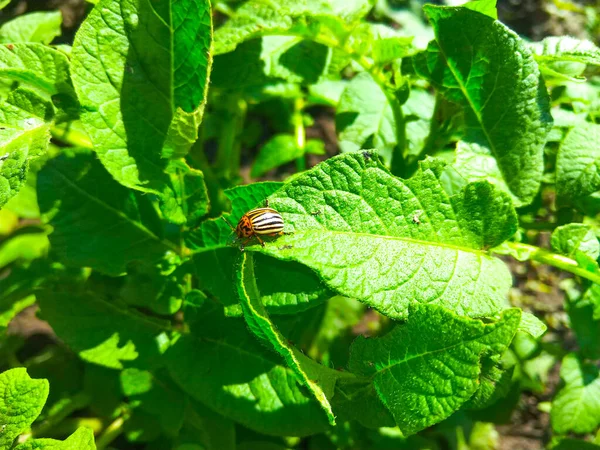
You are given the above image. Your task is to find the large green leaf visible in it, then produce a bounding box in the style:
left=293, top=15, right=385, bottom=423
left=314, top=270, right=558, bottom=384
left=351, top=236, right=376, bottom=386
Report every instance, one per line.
left=38, top=150, right=177, bottom=276
left=70, top=0, right=212, bottom=223
left=556, top=122, right=600, bottom=207
left=410, top=6, right=552, bottom=205
left=0, top=11, right=62, bottom=45
left=349, top=305, right=520, bottom=436
left=0, top=368, right=49, bottom=449
left=165, top=303, right=331, bottom=436
left=37, top=291, right=169, bottom=370
left=237, top=253, right=338, bottom=425
left=551, top=353, right=600, bottom=434
left=248, top=152, right=515, bottom=320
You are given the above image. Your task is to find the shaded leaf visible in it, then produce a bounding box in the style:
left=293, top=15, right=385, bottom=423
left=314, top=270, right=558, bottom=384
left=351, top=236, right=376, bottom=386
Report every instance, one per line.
left=237, top=253, right=338, bottom=425
left=551, top=223, right=600, bottom=261
left=251, top=134, right=304, bottom=178
left=165, top=303, right=331, bottom=436
left=336, top=72, right=396, bottom=164
left=38, top=150, right=177, bottom=276
left=38, top=291, right=170, bottom=370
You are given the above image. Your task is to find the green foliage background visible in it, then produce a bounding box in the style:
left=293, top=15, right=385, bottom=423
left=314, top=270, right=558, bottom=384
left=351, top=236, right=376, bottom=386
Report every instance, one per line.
left=1, top=0, right=600, bottom=449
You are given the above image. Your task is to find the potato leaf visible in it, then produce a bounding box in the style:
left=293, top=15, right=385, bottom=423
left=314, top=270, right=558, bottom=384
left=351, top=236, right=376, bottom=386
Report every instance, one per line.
left=70, top=0, right=212, bottom=224
left=38, top=150, right=178, bottom=276
left=256, top=152, right=516, bottom=320
left=410, top=6, right=553, bottom=205
left=349, top=305, right=520, bottom=435
left=551, top=353, right=600, bottom=434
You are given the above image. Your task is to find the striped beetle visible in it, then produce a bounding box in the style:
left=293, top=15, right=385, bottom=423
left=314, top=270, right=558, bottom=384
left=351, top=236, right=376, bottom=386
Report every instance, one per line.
left=222, top=200, right=284, bottom=251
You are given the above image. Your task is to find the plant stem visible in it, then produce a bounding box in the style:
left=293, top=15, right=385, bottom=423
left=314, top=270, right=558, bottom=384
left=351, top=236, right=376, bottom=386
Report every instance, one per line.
left=51, top=123, right=93, bottom=149
left=293, top=97, right=306, bottom=172
left=215, top=96, right=246, bottom=182
left=293, top=34, right=407, bottom=171
left=96, top=415, right=127, bottom=450
left=495, top=242, right=600, bottom=285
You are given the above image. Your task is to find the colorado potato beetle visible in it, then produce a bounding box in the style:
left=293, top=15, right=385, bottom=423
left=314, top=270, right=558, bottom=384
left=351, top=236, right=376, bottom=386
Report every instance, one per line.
left=223, top=201, right=284, bottom=251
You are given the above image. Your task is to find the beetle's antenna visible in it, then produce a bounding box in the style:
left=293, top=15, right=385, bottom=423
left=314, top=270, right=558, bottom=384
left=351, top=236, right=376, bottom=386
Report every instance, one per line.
left=221, top=216, right=236, bottom=231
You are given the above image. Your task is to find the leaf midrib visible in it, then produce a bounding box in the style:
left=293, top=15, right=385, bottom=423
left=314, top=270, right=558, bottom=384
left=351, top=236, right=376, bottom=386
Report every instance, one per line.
left=47, top=164, right=180, bottom=255
left=374, top=320, right=504, bottom=377
left=265, top=229, right=486, bottom=255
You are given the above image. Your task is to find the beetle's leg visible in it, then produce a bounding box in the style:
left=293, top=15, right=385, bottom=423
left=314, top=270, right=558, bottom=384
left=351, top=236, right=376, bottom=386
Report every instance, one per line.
left=221, top=216, right=236, bottom=232
left=264, top=199, right=269, bottom=207
left=255, top=234, right=265, bottom=247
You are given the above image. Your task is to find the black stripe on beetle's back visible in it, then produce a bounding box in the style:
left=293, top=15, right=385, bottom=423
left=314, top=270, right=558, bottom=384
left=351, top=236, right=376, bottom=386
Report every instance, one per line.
left=253, top=218, right=284, bottom=230
left=246, top=207, right=278, bottom=219
left=254, top=225, right=284, bottom=234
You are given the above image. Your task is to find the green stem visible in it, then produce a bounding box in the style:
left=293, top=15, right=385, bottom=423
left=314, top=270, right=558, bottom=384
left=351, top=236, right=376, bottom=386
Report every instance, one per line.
left=351, top=55, right=406, bottom=174
left=215, top=96, right=247, bottom=182
left=96, top=415, right=127, bottom=450
left=51, top=123, right=92, bottom=149
left=293, top=97, right=306, bottom=172
left=495, top=242, right=600, bottom=285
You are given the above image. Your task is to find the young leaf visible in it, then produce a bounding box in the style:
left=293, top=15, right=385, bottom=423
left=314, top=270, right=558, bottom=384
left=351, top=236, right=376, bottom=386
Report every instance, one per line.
left=251, top=134, right=305, bottom=178
left=531, top=37, right=600, bottom=82
left=213, top=0, right=369, bottom=55
left=410, top=6, right=553, bottom=205
left=0, top=43, right=74, bottom=99
left=556, top=122, right=600, bottom=207
left=14, top=427, right=96, bottom=450
left=551, top=223, right=600, bottom=261
left=237, top=252, right=337, bottom=425
left=0, top=11, right=62, bottom=45
left=0, top=89, right=52, bottom=208
left=349, top=305, right=521, bottom=435
left=165, top=303, right=331, bottom=436
left=70, top=0, right=212, bottom=222
left=38, top=150, right=178, bottom=276
left=37, top=291, right=170, bottom=370
left=551, top=353, right=600, bottom=434
left=0, top=368, right=49, bottom=449
left=255, top=152, right=516, bottom=320
left=336, top=72, right=397, bottom=164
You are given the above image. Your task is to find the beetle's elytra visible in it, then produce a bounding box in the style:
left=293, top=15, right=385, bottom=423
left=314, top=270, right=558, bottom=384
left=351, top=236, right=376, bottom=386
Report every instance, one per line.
left=222, top=201, right=284, bottom=251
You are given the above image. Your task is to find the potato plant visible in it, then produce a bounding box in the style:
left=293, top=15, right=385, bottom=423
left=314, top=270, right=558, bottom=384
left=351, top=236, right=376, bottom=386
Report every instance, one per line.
left=1, top=0, right=600, bottom=448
